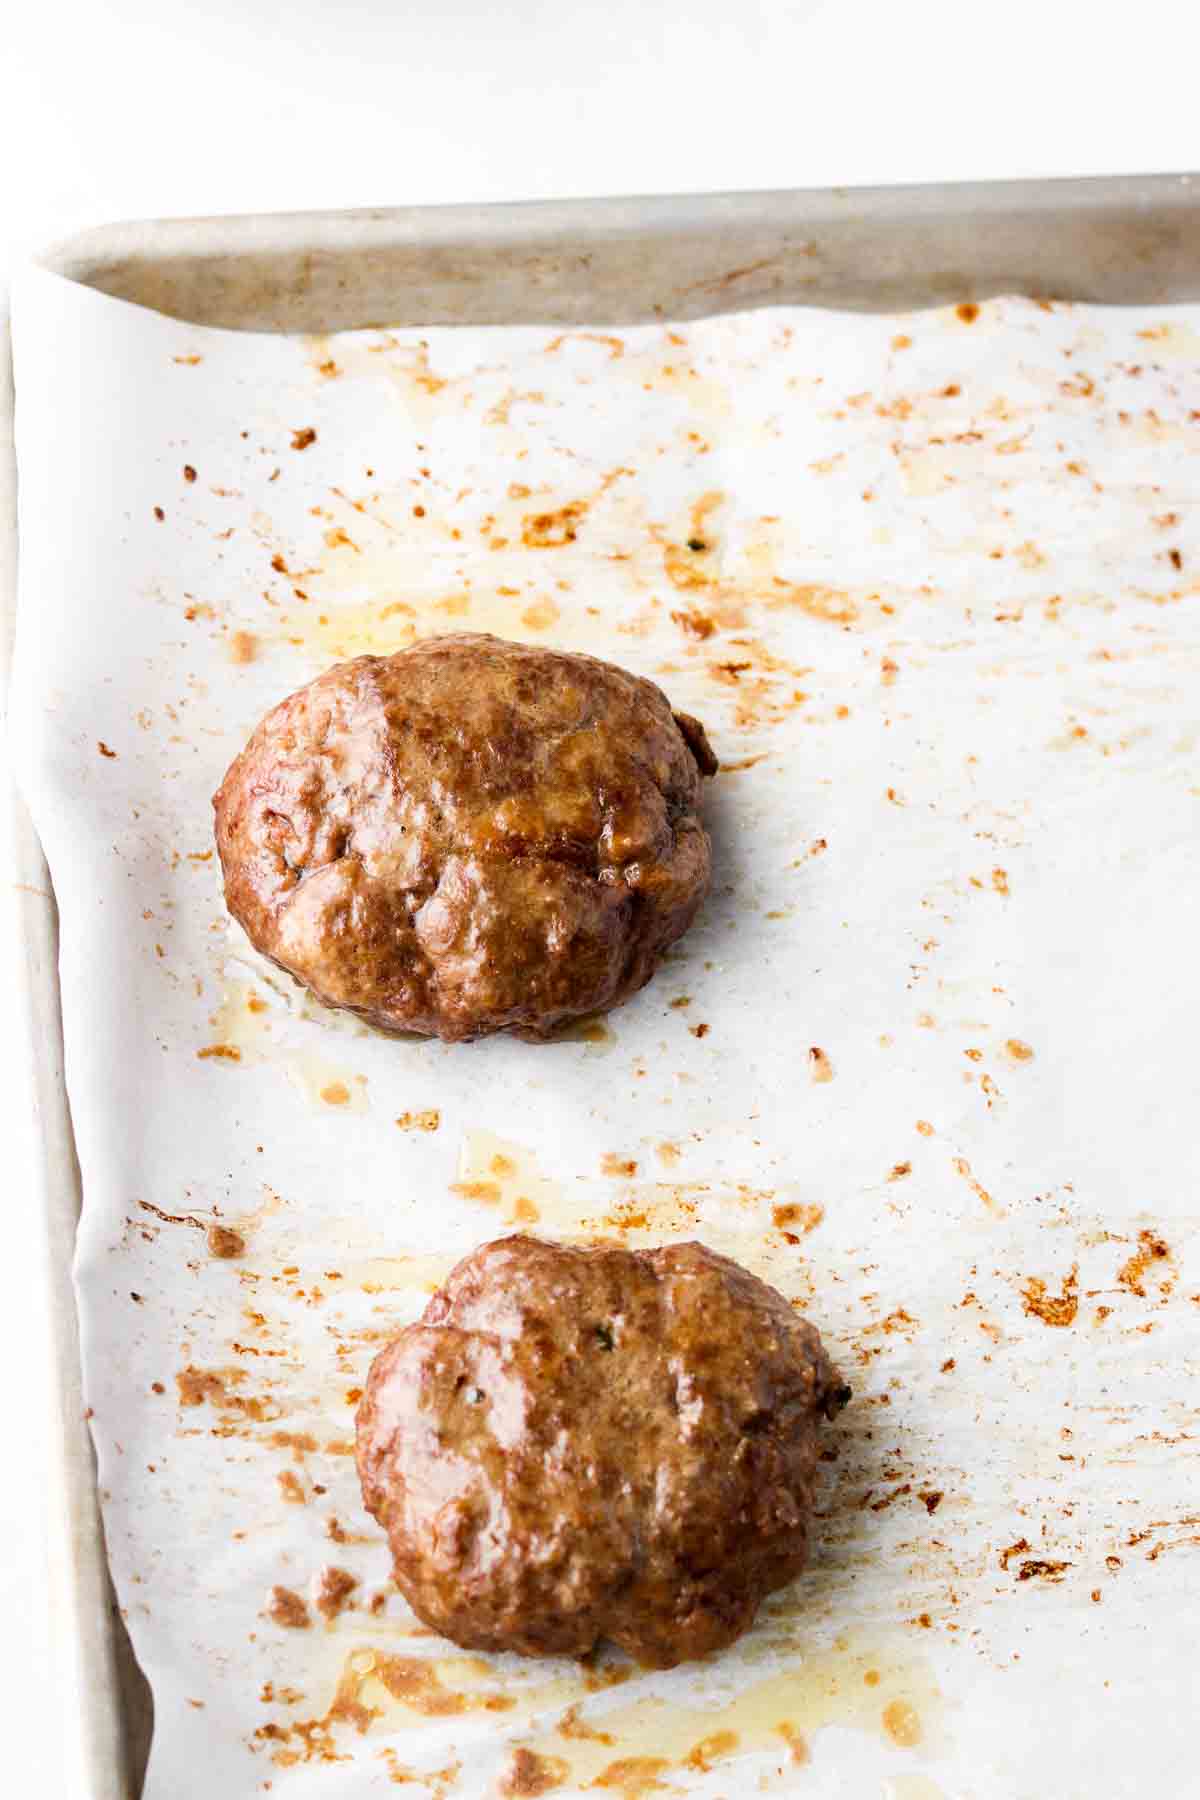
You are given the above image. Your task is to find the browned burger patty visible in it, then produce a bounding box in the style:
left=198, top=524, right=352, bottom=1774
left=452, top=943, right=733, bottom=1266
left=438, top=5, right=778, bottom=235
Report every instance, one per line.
left=213, top=634, right=717, bottom=1042
left=355, top=1235, right=848, bottom=1668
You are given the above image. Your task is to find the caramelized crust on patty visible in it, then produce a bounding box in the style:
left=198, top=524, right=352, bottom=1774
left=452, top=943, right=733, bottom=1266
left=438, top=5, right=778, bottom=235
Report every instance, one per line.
left=213, top=634, right=717, bottom=1041
left=356, top=1235, right=848, bottom=1667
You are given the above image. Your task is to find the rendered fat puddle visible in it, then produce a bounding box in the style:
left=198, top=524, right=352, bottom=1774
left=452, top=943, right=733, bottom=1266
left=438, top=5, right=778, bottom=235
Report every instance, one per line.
left=203, top=976, right=370, bottom=1113
left=263, top=1628, right=946, bottom=1791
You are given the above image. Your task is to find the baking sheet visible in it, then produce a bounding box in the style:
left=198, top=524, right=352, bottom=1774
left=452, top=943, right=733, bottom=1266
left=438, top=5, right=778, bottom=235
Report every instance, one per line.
left=11, top=264, right=1200, bottom=1800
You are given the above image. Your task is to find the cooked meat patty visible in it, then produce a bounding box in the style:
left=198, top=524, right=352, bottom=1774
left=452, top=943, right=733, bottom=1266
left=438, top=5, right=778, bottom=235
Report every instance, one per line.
left=355, top=1235, right=848, bottom=1668
left=213, top=634, right=717, bottom=1042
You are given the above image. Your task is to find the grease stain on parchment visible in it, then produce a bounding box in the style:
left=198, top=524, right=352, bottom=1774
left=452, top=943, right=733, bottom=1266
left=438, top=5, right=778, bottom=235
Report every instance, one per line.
left=258, top=1629, right=944, bottom=1790
left=201, top=978, right=369, bottom=1113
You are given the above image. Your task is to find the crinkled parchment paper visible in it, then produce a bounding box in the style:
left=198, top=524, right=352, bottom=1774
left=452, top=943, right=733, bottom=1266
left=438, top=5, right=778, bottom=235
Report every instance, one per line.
left=11, top=265, right=1200, bottom=1799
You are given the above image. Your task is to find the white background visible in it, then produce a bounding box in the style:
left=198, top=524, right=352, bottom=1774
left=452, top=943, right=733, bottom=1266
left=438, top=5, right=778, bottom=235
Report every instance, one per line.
left=2, top=2, right=1197, bottom=1793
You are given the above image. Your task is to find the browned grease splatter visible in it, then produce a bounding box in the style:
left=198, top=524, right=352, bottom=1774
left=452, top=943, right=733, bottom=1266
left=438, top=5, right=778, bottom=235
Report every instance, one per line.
left=1117, top=1229, right=1173, bottom=1297
left=1021, top=1268, right=1079, bottom=1327
left=522, top=503, right=587, bottom=547
left=1016, top=1559, right=1071, bottom=1583
left=671, top=608, right=715, bottom=640
left=1005, top=1039, right=1035, bottom=1062
left=808, top=1046, right=834, bottom=1083
left=291, top=427, right=318, bottom=450
left=951, top=1156, right=1001, bottom=1214
left=375, top=1655, right=516, bottom=1718
left=229, top=630, right=258, bottom=664
left=197, top=1043, right=241, bottom=1062
left=139, top=1198, right=205, bottom=1232
left=589, top=1756, right=670, bottom=1796
left=326, top=1516, right=371, bottom=1545
left=544, top=331, right=625, bottom=360
left=277, top=1470, right=306, bottom=1505
left=321, top=1081, right=351, bottom=1106
left=558, top=1704, right=614, bottom=1744
left=601, top=1154, right=639, bottom=1177
left=176, top=1366, right=265, bottom=1419
left=768, top=581, right=858, bottom=624
left=258, top=1658, right=374, bottom=1765
left=683, top=1731, right=740, bottom=1772
left=395, top=1109, right=441, bottom=1132
left=772, top=1202, right=825, bottom=1234
left=378, top=1749, right=461, bottom=1792
left=499, top=1747, right=571, bottom=1795
left=271, top=1430, right=319, bottom=1460
left=267, top=1586, right=310, bottom=1629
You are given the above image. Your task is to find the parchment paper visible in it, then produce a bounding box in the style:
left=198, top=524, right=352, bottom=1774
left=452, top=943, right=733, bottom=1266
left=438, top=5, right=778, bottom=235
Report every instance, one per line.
left=12, top=265, right=1200, bottom=1800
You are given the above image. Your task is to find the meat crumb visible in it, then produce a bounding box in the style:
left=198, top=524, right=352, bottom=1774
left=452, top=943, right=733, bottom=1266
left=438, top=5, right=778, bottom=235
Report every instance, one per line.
left=313, top=1566, right=358, bottom=1621
left=266, top=1586, right=310, bottom=1629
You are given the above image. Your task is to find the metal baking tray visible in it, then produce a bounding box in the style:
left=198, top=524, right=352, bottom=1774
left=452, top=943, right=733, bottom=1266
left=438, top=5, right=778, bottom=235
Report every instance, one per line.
left=4, top=170, right=1198, bottom=1799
